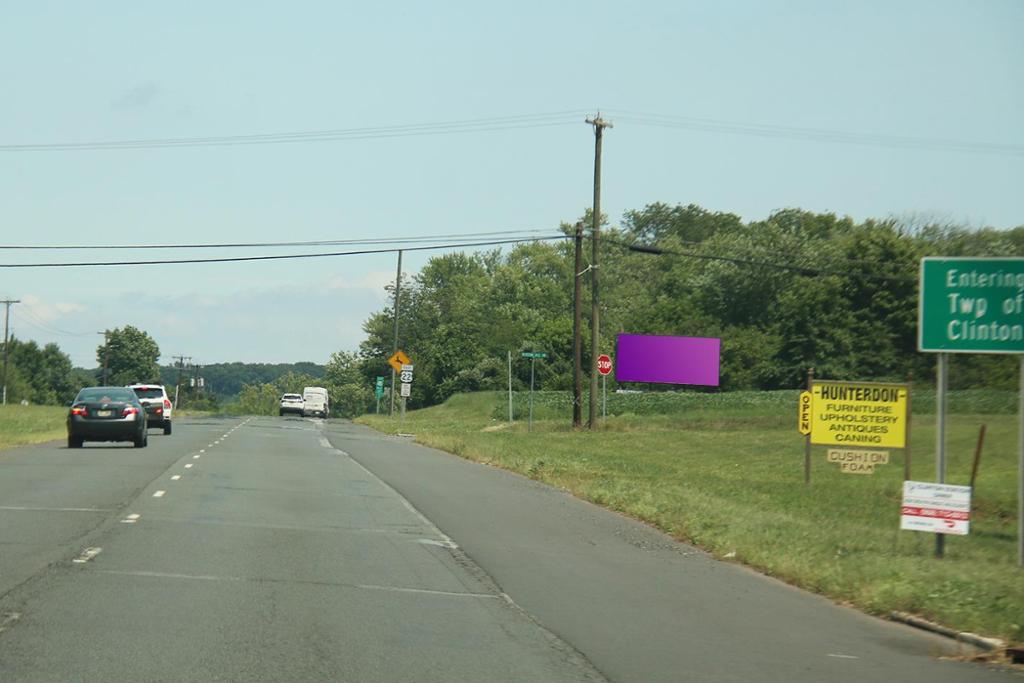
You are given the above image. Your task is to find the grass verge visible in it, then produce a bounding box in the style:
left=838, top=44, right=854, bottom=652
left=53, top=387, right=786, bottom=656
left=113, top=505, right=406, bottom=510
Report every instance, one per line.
left=359, top=391, right=1024, bottom=643
left=0, top=405, right=67, bottom=450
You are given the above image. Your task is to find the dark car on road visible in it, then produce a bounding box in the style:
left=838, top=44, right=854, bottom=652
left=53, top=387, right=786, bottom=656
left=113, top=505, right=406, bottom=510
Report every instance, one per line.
left=67, top=386, right=148, bottom=448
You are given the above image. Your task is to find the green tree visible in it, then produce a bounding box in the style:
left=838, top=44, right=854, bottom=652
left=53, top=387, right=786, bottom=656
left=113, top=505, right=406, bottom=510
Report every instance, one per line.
left=5, top=337, right=76, bottom=404
left=98, top=326, right=160, bottom=386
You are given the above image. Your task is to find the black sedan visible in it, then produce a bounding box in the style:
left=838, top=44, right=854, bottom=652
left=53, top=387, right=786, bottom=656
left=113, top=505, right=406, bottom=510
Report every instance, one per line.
left=67, top=387, right=148, bottom=448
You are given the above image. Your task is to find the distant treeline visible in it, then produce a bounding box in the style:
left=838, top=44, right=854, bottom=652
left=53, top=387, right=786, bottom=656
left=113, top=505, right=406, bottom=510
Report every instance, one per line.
left=157, top=362, right=325, bottom=398
left=356, top=204, right=1024, bottom=407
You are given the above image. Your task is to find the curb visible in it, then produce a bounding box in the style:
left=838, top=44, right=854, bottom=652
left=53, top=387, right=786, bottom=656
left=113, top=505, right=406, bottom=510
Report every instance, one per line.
left=889, top=611, right=1007, bottom=652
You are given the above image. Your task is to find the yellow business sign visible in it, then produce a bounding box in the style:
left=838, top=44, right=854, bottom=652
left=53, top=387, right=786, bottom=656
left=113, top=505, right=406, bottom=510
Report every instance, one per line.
left=809, top=381, right=908, bottom=449
left=826, top=448, right=890, bottom=474
left=797, top=391, right=812, bottom=435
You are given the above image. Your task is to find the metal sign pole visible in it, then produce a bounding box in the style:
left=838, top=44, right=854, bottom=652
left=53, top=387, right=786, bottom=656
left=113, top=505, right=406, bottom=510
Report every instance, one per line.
left=936, top=353, right=947, bottom=559
left=1019, top=355, right=1023, bottom=567
left=602, top=374, right=607, bottom=420
left=508, top=350, right=513, bottom=423
left=528, top=357, right=535, bottom=432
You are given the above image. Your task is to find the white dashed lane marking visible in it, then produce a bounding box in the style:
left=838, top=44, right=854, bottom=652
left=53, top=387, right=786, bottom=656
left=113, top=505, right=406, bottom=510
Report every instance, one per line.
left=121, top=513, right=141, bottom=524
left=184, top=464, right=193, bottom=469
left=193, top=454, right=200, bottom=459
left=171, top=475, right=181, bottom=481
left=72, top=547, right=103, bottom=564
left=153, top=490, right=166, bottom=498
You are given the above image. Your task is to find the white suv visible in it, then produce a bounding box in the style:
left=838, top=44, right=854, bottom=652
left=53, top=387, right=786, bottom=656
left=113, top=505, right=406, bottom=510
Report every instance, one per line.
left=128, top=384, right=173, bottom=435
left=279, top=393, right=304, bottom=417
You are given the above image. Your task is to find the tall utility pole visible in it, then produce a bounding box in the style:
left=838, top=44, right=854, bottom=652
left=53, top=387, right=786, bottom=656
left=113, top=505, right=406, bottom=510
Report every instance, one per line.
left=2, top=299, right=20, bottom=405
left=572, top=222, right=584, bottom=428
left=172, top=355, right=190, bottom=408
left=390, top=249, right=403, bottom=416
left=586, top=114, right=612, bottom=428
left=98, top=330, right=111, bottom=385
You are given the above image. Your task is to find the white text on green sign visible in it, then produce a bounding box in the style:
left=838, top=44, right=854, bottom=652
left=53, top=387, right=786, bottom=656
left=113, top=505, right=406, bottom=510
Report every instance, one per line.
left=919, top=257, right=1024, bottom=353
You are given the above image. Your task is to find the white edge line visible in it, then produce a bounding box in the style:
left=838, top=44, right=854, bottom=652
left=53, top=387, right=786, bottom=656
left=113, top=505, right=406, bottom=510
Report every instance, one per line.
left=340, top=449, right=456, bottom=549
left=0, top=506, right=115, bottom=513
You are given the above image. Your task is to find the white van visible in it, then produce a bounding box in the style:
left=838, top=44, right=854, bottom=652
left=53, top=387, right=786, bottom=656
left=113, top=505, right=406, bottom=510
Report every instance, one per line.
left=302, top=386, right=329, bottom=418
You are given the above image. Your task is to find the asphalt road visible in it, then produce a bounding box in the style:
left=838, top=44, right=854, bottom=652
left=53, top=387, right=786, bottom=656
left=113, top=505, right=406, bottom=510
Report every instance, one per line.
left=0, top=416, right=1017, bottom=682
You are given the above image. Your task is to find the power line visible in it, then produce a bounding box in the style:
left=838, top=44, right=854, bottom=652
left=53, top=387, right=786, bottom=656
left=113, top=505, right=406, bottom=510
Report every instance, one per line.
left=0, top=228, right=558, bottom=250
left=604, top=109, right=1024, bottom=157
left=13, top=308, right=94, bottom=337
left=0, top=236, right=569, bottom=268
left=0, top=111, right=587, bottom=152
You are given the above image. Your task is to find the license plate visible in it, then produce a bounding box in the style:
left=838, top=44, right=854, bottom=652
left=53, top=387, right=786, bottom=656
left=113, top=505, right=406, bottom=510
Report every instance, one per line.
left=96, top=410, right=112, bottom=417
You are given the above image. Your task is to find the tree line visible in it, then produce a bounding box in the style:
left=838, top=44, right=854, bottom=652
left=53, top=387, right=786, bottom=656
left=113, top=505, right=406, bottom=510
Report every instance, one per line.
left=354, top=204, right=1024, bottom=407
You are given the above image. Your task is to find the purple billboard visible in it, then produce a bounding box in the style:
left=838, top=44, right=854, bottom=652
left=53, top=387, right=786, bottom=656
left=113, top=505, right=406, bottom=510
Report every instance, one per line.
left=615, top=334, right=721, bottom=386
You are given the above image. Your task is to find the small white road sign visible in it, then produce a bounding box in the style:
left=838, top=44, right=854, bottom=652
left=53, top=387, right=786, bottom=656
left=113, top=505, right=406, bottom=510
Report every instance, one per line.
left=900, top=481, right=971, bottom=536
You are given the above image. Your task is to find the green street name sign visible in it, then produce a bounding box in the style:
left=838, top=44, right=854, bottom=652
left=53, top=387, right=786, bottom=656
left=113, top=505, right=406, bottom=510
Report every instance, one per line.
left=919, top=257, right=1024, bottom=354
left=521, top=351, right=548, bottom=359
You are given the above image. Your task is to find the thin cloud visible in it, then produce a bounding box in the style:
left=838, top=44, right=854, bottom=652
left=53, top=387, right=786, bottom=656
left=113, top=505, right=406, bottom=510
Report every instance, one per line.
left=112, top=82, right=159, bottom=109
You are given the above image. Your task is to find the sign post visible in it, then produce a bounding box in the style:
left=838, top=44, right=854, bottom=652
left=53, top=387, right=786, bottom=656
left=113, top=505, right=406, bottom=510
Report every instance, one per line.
left=597, top=354, right=612, bottom=419
left=521, top=352, right=547, bottom=432
left=918, top=257, right=1024, bottom=565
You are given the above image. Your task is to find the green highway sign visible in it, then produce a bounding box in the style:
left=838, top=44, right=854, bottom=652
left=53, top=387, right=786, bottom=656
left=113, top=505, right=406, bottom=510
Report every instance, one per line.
left=919, top=257, right=1024, bottom=354
left=520, top=351, right=547, bottom=359
left=374, top=376, right=385, bottom=399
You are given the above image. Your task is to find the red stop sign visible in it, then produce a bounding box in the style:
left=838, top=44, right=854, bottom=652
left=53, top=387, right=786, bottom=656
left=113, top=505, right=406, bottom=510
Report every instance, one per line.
left=597, top=354, right=613, bottom=376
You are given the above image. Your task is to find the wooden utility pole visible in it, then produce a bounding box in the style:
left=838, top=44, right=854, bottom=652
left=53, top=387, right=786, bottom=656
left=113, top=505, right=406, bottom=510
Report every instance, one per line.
left=390, top=249, right=403, bottom=416
left=172, top=355, right=190, bottom=408
left=573, top=221, right=584, bottom=428
left=99, top=330, right=111, bottom=385
left=1, top=299, right=20, bottom=405
left=586, top=114, right=611, bottom=429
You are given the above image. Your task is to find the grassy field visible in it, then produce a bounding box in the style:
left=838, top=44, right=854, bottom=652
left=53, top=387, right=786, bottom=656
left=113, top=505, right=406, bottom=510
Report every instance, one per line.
left=359, top=390, right=1024, bottom=643
left=0, top=405, right=67, bottom=450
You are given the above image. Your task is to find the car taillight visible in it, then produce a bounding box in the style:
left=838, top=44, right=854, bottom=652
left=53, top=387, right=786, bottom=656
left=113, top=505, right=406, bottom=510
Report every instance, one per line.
left=155, top=407, right=163, bottom=414
left=71, top=405, right=88, bottom=416
left=122, top=406, right=139, bottom=417
left=164, top=399, right=171, bottom=410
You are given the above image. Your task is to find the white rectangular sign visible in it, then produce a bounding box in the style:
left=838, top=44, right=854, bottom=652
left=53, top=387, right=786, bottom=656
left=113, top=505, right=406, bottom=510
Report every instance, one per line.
left=400, top=382, right=411, bottom=397
left=900, top=481, right=971, bottom=536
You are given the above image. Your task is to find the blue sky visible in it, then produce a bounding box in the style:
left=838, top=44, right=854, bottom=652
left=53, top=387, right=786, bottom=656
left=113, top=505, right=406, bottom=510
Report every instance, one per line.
left=1, top=1, right=1021, bottom=367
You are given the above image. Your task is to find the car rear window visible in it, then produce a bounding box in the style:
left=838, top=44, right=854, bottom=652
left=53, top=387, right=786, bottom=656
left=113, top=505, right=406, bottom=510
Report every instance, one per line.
left=77, top=387, right=135, bottom=402
left=132, top=387, right=165, bottom=399
left=282, top=394, right=302, bottom=400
